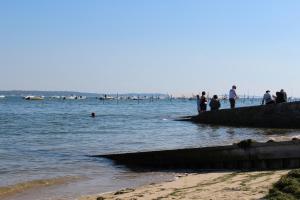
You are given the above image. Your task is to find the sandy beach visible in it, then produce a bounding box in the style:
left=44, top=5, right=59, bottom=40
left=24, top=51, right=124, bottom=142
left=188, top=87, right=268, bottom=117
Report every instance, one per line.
left=80, top=170, right=288, bottom=200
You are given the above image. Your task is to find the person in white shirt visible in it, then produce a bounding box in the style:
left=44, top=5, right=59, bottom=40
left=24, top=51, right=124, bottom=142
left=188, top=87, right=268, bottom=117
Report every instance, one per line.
left=229, top=85, right=237, bottom=109
left=262, top=90, right=275, bottom=105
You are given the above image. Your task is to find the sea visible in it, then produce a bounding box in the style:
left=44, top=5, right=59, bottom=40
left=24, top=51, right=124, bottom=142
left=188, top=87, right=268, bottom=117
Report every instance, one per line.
left=0, top=96, right=300, bottom=200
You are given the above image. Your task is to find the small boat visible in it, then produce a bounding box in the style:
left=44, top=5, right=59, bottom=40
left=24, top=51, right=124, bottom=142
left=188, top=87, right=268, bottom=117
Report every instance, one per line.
left=63, top=95, right=87, bottom=100
left=24, top=96, right=44, bottom=100
left=181, top=101, right=300, bottom=129
left=132, top=96, right=145, bottom=100
left=105, top=96, right=114, bottom=100
left=98, top=95, right=114, bottom=100
left=50, top=96, right=61, bottom=99
left=76, top=96, right=87, bottom=100
left=64, top=95, right=76, bottom=100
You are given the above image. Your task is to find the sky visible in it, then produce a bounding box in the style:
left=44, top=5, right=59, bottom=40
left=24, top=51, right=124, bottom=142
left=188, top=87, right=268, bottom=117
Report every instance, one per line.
left=0, top=0, right=300, bottom=96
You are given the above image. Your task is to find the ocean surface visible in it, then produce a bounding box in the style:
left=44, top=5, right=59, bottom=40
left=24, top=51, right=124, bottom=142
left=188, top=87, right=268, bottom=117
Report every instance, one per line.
left=1, top=97, right=300, bottom=200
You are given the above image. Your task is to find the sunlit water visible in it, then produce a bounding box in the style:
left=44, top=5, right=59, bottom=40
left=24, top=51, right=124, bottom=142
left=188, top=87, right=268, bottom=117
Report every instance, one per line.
left=0, top=97, right=299, bottom=200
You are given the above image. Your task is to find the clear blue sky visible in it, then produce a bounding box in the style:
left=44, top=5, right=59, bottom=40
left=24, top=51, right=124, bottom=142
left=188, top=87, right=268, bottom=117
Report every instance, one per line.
left=1, top=0, right=300, bottom=96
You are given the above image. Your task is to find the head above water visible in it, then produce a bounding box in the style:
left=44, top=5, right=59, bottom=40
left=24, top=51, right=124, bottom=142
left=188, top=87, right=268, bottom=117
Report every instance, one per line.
left=91, top=112, right=96, bottom=118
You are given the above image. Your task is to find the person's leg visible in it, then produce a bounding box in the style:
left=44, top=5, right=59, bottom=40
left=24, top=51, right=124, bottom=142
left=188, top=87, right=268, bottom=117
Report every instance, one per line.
left=271, top=100, right=275, bottom=104
left=230, top=98, right=235, bottom=109
left=201, top=104, right=206, bottom=112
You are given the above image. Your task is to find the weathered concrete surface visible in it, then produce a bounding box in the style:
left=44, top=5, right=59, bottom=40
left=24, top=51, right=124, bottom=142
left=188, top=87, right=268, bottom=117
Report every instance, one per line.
left=97, top=140, right=300, bottom=170
left=181, top=101, right=300, bottom=128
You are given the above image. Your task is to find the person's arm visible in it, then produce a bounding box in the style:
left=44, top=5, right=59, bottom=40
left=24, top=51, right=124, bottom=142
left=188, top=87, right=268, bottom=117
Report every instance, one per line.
left=234, top=90, right=238, bottom=99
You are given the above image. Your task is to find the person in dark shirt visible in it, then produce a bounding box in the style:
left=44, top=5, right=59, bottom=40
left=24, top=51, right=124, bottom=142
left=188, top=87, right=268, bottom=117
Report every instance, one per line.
left=280, top=89, right=287, bottom=102
left=276, top=91, right=285, bottom=103
left=209, top=95, right=221, bottom=111
left=200, top=91, right=208, bottom=112
left=196, top=95, right=201, bottom=114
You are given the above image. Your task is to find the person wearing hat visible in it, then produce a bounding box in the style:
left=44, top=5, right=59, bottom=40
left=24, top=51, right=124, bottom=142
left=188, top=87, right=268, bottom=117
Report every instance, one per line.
left=262, top=90, right=275, bottom=105
left=229, top=85, right=238, bottom=109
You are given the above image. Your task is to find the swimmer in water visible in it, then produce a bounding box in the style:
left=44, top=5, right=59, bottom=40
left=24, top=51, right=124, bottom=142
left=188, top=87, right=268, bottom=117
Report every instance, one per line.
left=91, top=112, right=96, bottom=118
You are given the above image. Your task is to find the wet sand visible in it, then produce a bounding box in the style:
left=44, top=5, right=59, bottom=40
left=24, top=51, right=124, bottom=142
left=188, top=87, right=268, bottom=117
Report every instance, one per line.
left=80, top=170, right=288, bottom=200
left=0, top=176, right=81, bottom=200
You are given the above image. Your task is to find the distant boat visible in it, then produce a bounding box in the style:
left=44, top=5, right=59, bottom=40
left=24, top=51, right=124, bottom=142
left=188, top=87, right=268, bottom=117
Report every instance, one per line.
left=0, top=95, right=5, bottom=99
left=64, top=95, right=76, bottom=100
left=181, top=101, right=300, bottom=129
left=76, top=96, right=87, bottom=100
left=24, top=96, right=44, bottom=100
left=98, top=95, right=114, bottom=100
left=63, top=95, right=87, bottom=100
left=50, top=96, right=61, bottom=99
left=132, top=96, right=145, bottom=100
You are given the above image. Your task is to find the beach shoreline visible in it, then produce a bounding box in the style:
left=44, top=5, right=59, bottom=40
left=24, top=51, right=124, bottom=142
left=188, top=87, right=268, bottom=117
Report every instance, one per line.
left=80, top=170, right=289, bottom=200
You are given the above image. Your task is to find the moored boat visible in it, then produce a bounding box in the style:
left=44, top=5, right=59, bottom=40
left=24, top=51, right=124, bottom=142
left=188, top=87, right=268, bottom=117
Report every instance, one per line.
left=181, top=101, right=300, bottom=128
left=75, top=95, right=86, bottom=100
left=98, top=95, right=114, bottom=100
left=64, top=95, right=77, bottom=100
left=50, top=95, right=61, bottom=99
left=24, top=96, right=44, bottom=100
left=62, top=95, right=87, bottom=100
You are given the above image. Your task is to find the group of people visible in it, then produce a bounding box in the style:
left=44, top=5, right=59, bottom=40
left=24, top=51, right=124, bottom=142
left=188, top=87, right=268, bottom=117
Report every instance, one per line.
left=196, top=85, right=288, bottom=114
left=262, top=89, right=287, bottom=105
left=197, top=85, right=238, bottom=114
left=196, top=92, right=221, bottom=113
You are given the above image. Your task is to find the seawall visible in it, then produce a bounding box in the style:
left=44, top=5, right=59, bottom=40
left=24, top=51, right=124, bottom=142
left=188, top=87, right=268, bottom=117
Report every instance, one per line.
left=97, top=140, right=300, bottom=170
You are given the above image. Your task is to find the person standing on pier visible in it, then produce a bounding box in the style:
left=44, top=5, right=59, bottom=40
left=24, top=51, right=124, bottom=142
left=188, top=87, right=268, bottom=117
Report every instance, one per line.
left=196, top=95, right=201, bottom=114
left=281, top=89, right=287, bottom=102
left=209, top=95, right=221, bottom=110
left=262, top=90, right=275, bottom=105
left=229, top=85, right=237, bottom=109
left=200, top=91, right=208, bottom=112
left=276, top=89, right=288, bottom=103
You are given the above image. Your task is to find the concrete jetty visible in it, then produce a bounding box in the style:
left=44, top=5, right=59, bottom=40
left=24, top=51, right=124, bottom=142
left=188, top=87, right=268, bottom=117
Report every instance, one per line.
left=181, top=101, right=300, bottom=128
left=97, top=139, right=300, bottom=170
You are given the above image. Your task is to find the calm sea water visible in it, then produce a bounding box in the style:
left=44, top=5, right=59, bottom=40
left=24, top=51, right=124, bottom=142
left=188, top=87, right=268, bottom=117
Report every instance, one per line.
left=1, top=97, right=299, bottom=200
